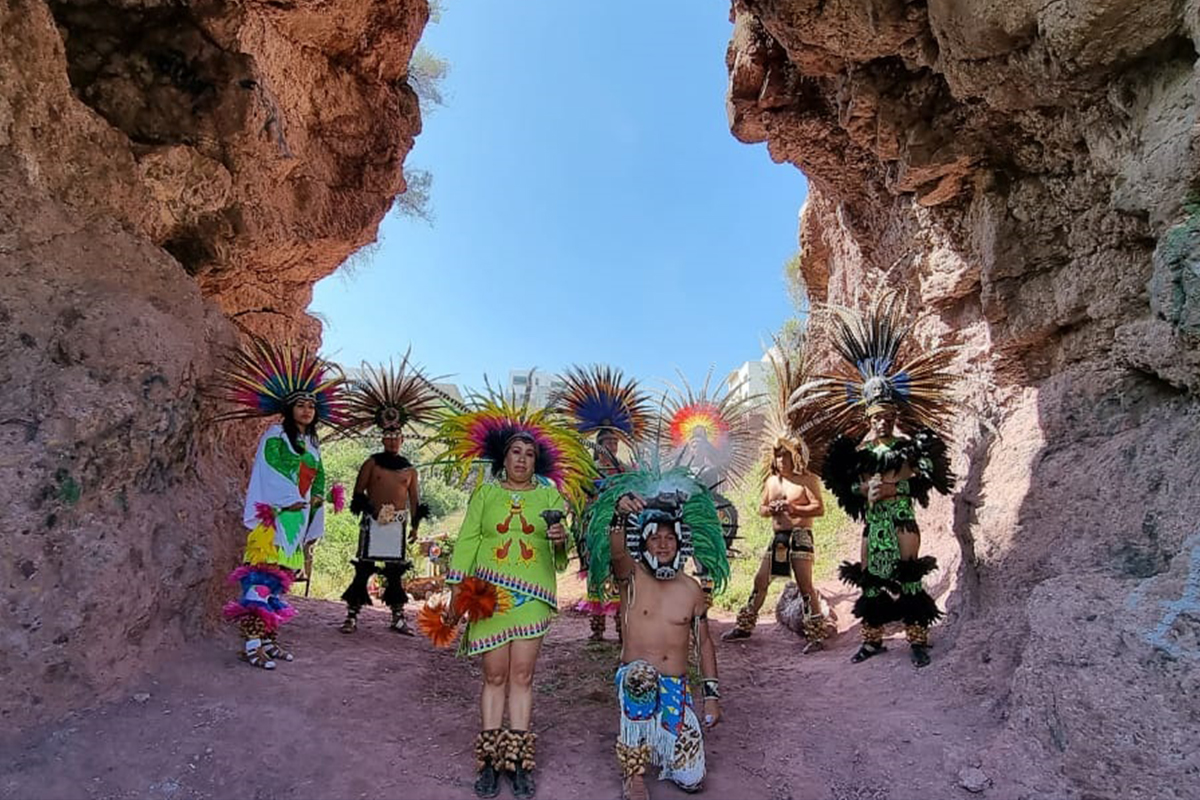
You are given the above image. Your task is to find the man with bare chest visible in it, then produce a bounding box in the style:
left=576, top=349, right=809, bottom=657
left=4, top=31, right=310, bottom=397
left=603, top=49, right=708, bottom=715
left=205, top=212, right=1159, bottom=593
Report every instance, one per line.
left=340, top=428, right=428, bottom=634
left=723, top=446, right=829, bottom=650
left=583, top=477, right=730, bottom=800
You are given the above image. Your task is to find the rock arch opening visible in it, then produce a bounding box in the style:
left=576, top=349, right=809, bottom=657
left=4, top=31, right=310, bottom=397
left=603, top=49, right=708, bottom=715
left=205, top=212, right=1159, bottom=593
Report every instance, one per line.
left=2, top=0, right=1199, bottom=797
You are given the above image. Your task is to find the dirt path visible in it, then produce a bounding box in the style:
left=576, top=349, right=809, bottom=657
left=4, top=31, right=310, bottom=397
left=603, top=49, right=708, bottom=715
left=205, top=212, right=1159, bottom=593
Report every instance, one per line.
left=1, top=589, right=1021, bottom=800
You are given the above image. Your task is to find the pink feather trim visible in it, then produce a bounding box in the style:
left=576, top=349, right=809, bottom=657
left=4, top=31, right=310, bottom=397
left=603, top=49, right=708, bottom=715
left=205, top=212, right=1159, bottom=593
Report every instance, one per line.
left=253, top=503, right=276, bottom=528
left=574, top=599, right=621, bottom=615
left=226, top=563, right=296, bottom=593
left=221, top=602, right=295, bottom=633
left=330, top=483, right=346, bottom=513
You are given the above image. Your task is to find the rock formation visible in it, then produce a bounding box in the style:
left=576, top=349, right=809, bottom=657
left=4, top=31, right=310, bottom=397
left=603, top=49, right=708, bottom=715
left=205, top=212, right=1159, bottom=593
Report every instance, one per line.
left=727, top=2, right=1200, bottom=797
left=0, top=0, right=428, bottom=731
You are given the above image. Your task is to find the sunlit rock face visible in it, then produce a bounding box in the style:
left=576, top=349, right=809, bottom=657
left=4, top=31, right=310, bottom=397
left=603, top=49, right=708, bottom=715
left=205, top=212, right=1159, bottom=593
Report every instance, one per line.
left=728, top=1, right=1200, bottom=796
left=0, top=0, right=427, bottom=731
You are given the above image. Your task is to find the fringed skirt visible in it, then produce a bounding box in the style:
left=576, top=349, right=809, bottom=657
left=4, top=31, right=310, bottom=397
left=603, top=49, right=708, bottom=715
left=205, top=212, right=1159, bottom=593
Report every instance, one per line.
left=461, top=590, right=554, bottom=656
left=615, top=660, right=705, bottom=789
left=222, top=522, right=302, bottom=633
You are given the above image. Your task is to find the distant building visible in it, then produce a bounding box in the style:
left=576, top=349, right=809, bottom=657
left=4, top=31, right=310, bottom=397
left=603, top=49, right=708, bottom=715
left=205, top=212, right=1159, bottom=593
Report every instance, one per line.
left=724, top=351, right=773, bottom=407
left=430, top=382, right=464, bottom=406
left=507, top=369, right=566, bottom=409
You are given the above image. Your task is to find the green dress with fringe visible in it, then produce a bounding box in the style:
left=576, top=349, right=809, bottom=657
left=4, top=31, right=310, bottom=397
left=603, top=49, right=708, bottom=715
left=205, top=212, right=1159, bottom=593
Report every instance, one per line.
left=447, top=482, right=568, bottom=656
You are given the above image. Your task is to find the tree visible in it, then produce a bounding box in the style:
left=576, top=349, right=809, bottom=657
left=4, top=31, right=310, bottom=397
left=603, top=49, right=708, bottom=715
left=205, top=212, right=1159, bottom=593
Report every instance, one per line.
left=409, top=46, right=449, bottom=111
left=394, top=168, right=434, bottom=224
left=396, top=6, right=449, bottom=224
left=782, top=251, right=808, bottom=313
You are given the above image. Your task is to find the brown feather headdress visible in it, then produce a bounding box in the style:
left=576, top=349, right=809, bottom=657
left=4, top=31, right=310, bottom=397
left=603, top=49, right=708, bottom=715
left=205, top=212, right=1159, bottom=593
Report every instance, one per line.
left=762, top=336, right=812, bottom=472
left=340, top=348, right=446, bottom=436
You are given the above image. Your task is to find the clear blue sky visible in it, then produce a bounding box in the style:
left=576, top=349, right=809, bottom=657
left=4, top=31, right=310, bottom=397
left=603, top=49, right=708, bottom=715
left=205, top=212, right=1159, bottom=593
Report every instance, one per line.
left=310, top=0, right=808, bottom=394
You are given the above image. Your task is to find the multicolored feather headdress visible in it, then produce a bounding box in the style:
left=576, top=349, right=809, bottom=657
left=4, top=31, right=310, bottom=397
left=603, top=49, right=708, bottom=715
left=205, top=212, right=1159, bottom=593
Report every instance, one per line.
left=583, top=466, right=730, bottom=595
left=787, top=290, right=959, bottom=471
left=341, top=349, right=445, bottom=436
left=659, top=369, right=758, bottom=486
left=552, top=364, right=652, bottom=445
left=211, top=335, right=346, bottom=426
left=430, top=390, right=596, bottom=507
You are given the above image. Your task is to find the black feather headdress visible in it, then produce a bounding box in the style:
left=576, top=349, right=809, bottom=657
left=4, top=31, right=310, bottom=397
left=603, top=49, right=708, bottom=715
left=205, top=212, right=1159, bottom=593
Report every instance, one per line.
left=787, top=291, right=960, bottom=473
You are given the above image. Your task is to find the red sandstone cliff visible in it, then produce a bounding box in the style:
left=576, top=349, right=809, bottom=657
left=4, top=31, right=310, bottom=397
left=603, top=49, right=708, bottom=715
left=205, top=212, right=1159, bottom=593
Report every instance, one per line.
left=0, top=0, right=428, bottom=731
left=728, top=1, right=1200, bottom=797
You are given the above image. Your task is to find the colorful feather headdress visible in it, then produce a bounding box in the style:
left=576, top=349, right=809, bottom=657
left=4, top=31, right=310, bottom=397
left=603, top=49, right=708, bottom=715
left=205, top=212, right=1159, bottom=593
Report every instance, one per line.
left=211, top=334, right=346, bottom=426
left=340, top=349, right=446, bottom=436
left=658, top=369, right=759, bottom=487
left=430, top=390, right=596, bottom=507
left=787, top=290, right=960, bottom=471
left=583, top=466, right=730, bottom=595
left=552, top=364, right=652, bottom=446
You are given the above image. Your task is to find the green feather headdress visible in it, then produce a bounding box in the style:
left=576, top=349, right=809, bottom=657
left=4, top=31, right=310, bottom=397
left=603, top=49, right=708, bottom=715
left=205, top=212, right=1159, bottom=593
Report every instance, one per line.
left=583, top=466, right=730, bottom=596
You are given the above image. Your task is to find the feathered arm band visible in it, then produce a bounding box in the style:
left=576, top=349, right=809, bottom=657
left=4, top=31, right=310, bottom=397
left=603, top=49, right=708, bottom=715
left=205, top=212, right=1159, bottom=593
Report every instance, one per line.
left=904, top=428, right=955, bottom=506
left=350, top=492, right=374, bottom=519
left=412, top=502, right=431, bottom=533
left=822, top=435, right=867, bottom=520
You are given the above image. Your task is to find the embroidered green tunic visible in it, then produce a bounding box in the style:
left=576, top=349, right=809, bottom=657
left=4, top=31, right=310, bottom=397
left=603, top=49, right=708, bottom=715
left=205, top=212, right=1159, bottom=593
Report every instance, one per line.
left=822, top=429, right=952, bottom=582
left=447, top=482, right=568, bottom=655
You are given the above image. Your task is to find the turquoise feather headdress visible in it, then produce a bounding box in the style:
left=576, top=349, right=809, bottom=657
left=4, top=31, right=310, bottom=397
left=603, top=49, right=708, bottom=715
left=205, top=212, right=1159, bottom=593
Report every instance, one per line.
left=583, top=466, right=730, bottom=596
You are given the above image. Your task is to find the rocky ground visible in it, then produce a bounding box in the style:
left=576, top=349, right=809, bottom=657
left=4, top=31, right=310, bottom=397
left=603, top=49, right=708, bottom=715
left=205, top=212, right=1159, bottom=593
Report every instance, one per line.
left=0, top=582, right=1042, bottom=800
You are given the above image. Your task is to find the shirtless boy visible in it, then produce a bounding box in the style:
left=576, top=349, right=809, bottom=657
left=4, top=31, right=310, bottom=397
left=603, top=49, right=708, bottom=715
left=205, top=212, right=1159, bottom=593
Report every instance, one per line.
left=603, top=486, right=726, bottom=800
left=723, top=445, right=828, bottom=650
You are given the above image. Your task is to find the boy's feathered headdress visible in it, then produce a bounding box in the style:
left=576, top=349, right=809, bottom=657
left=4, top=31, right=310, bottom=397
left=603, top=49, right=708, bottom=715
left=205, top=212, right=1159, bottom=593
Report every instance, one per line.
left=583, top=466, right=730, bottom=595
left=552, top=364, right=652, bottom=446
left=429, top=390, right=596, bottom=507
left=340, top=349, right=445, bottom=436
left=210, top=334, right=346, bottom=426
left=762, top=336, right=812, bottom=471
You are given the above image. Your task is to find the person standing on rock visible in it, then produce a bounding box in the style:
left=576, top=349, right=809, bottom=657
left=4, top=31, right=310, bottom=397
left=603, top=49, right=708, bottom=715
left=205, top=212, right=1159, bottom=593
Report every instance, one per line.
left=425, top=394, right=594, bottom=799
left=584, top=466, right=730, bottom=800
left=789, top=292, right=956, bottom=668
left=724, top=345, right=831, bottom=650
left=211, top=335, right=347, bottom=670
left=337, top=356, right=442, bottom=635
left=552, top=365, right=652, bottom=642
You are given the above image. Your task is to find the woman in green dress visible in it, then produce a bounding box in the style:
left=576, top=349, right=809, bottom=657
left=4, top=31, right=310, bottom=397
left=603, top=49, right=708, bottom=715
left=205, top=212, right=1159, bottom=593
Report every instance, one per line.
left=435, top=397, right=594, bottom=799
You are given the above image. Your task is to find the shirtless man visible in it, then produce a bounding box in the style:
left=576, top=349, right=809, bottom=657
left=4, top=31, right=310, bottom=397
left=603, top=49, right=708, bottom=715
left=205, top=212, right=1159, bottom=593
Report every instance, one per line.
left=609, top=491, right=720, bottom=800
left=340, top=428, right=427, bottom=634
left=723, top=445, right=828, bottom=650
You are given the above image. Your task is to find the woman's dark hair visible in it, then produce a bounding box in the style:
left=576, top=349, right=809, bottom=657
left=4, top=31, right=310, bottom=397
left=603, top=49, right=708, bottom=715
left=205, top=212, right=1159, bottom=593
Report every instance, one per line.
left=491, top=431, right=546, bottom=478
left=282, top=402, right=320, bottom=452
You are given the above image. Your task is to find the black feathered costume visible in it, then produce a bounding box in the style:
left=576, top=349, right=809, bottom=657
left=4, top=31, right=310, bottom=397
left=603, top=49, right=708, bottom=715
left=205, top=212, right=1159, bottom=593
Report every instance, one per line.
left=788, top=292, right=960, bottom=666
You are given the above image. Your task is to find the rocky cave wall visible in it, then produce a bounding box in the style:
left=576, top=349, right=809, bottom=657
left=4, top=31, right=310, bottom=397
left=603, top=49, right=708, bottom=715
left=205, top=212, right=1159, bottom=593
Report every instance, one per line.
left=727, top=1, right=1200, bottom=797
left=0, top=0, right=427, bottom=731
